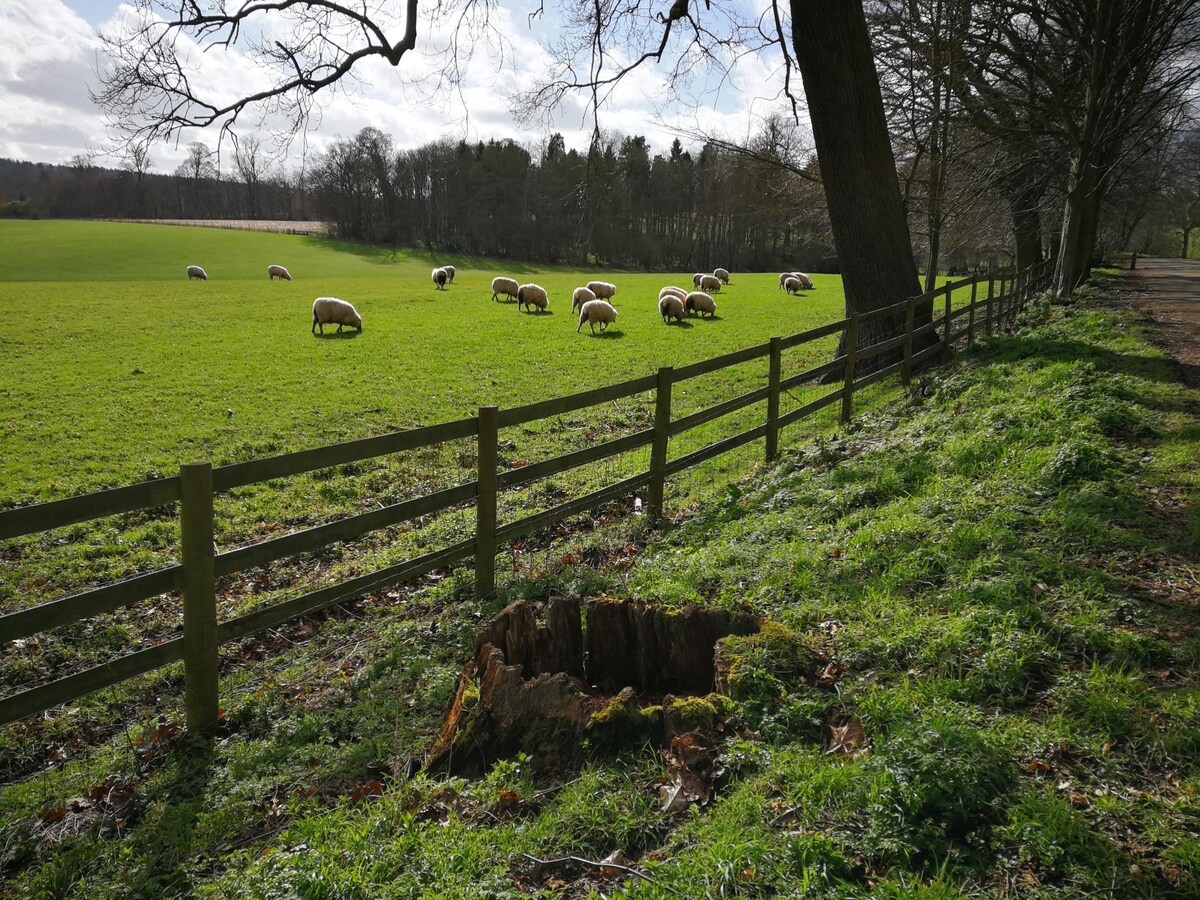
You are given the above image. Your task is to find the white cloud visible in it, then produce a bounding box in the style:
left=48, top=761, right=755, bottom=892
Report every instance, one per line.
left=1, top=0, right=809, bottom=169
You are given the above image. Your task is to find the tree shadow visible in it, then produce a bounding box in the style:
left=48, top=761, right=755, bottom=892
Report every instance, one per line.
left=981, top=334, right=1181, bottom=385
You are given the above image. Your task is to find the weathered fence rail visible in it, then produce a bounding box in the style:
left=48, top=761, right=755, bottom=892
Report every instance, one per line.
left=0, top=260, right=1052, bottom=731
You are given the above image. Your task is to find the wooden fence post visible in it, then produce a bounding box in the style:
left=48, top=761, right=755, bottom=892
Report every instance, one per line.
left=999, top=272, right=1009, bottom=329
left=942, top=283, right=954, bottom=360
left=765, top=337, right=782, bottom=463
left=475, top=406, right=498, bottom=602
left=648, top=366, right=673, bottom=519
left=985, top=269, right=995, bottom=336
left=840, top=316, right=859, bottom=424
left=180, top=462, right=219, bottom=735
left=901, top=296, right=916, bottom=384
left=967, top=276, right=978, bottom=346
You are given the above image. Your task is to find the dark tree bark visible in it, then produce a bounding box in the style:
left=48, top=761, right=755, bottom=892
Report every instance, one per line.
left=789, top=0, right=927, bottom=361
left=1010, top=185, right=1045, bottom=272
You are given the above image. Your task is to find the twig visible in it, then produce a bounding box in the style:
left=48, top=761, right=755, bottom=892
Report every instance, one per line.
left=521, top=853, right=682, bottom=895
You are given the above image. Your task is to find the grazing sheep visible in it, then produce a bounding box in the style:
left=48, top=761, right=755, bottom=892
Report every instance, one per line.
left=699, top=274, right=722, bottom=293
left=783, top=276, right=804, bottom=295
left=713, top=267, right=730, bottom=284
left=443, top=265, right=456, bottom=283
left=491, top=276, right=519, bottom=302
left=659, top=294, right=685, bottom=324
left=586, top=280, right=617, bottom=301
left=793, top=272, right=815, bottom=289
left=659, top=286, right=688, bottom=302
left=267, top=264, right=292, bottom=281
left=312, top=297, right=362, bottom=334
left=685, top=291, right=717, bottom=318
left=572, top=286, right=597, bottom=313
left=692, top=273, right=705, bottom=289
left=517, top=283, right=549, bottom=313
left=186, top=265, right=207, bottom=281
left=432, top=267, right=448, bottom=290
left=778, top=272, right=792, bottom=289
left=577, top=299, right=618, bottom=334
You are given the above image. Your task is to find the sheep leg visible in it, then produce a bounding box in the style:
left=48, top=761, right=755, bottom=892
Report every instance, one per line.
left=312, top=315, right=318, bottom=334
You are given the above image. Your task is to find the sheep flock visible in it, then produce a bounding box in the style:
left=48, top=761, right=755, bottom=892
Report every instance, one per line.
left=183, top=257, right=819, bottom=338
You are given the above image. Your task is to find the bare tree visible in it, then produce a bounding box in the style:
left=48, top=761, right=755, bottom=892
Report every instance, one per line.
left=232, top=136, right=270, bottom=219
left=174, top=141, right=218, bottom=217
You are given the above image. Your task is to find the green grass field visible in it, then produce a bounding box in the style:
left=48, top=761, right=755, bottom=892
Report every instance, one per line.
left=0, top=220, right=846, bottom=505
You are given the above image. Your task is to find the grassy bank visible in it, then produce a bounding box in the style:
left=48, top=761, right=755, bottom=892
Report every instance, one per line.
left=3, top=277, right=1198, bottom=897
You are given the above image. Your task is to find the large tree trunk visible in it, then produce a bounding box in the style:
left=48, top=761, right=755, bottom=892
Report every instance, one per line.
left=1011, top=186, right=1044, bottom=273
left=1055, top=161, right=1105, bottom=296
left=790, top=0, right=926, bottom=363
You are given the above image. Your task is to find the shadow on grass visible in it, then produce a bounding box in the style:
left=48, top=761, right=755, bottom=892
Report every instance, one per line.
left=983, top=333, right=1183, bottom=385
left=520, top=308, right=556, bottom=316
left=298, top=235, right=543, bottom=273
left=313, top=330, right=361, bottom=339
left=663, top=320, right=694, bottom=329
left=578, top=329, right=624, bottom=339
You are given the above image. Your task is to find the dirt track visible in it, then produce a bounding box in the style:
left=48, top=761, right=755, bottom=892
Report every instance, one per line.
left=1115, top=257, right=1200, bottom=387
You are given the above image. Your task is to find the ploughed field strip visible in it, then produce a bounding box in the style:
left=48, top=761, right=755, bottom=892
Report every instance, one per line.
left=2, top=268, right=1197, bottom=897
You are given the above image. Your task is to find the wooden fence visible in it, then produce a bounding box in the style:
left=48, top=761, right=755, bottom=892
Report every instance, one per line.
left=0, top=260, right=1053, bottom=732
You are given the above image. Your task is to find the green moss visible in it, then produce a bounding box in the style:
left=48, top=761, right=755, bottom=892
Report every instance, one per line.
left=586, top=691, right=664, bottom=749
left=664, top=693, right=735, bottom=735
left=718, top=621, right=820, bottom=703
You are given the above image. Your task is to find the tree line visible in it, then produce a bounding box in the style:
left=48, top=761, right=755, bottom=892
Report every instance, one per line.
left=309, top=126, right=833, bottom=271
left=0, top=140, right=312, bottom=223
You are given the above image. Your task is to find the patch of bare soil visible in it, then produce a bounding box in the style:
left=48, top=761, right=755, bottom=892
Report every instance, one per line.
left=1114, top=258, right=1200, bottom=387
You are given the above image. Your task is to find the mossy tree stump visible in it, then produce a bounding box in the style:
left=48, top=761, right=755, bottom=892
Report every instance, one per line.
left=425, top=597, right=759, bottom=775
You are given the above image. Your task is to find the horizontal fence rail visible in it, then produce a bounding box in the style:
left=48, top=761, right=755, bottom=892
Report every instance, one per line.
left=0, top=261, right=1051, bottom=731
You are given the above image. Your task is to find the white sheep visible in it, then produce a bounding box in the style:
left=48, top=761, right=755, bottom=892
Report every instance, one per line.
left=517, top=283, right=549, bottom=313
left=443, top=265, right=456, bottom=283
left=267, top=264, right=292, bottom=281
left=312, top=297, right=362, bottom=334
left=186, top=265, right=208, bottom=281
left=793, top=272, right=815, bottom=289
left=659, top=286, right=688, bottom=302
left=778, top=272, right=792, bottom=289
left=692, top=273, right=705, bottom=289
left=685, top=291, right=717, bottom=318
left=699, top=274, right=722, bottom=293
left=713, top=267, right=730, bottom=284
left=432, top=267, right=448, bottom=290
left=577, top=299, right=618, bottom=334
left=491, top=276, right=519, bottom=302
left=783, top=276, right=803, bottom=295
left=659, top=294, right=685, bottom=324
left=572, top=286, right=597, bottom=313
left=586, top=280, right=617, bottom=301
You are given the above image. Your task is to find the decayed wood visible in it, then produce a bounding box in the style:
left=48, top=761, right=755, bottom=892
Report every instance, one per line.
left=426, top=597, right=760, bottom=774
left=473, top=597, right=584, bottom=678
left=585, top=598, right=759, bottom=694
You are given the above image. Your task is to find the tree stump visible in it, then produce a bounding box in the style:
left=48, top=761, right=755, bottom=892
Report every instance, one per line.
left=425, top=597, right=760, bottom=776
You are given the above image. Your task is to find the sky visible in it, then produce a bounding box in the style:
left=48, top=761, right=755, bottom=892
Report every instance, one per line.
left=0, top=0, right=803, bottom=171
